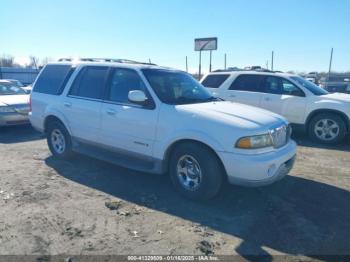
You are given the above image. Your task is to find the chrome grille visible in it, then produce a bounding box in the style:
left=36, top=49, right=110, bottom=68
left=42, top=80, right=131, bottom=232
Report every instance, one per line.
left=270, top=124, right=290, bottom=148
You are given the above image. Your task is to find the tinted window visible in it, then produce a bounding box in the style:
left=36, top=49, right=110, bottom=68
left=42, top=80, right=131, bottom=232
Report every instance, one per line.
left=107, top=68, right=147, bottom=104
left=69, top=66, right=108, bottom=99
left=201, top=74, right=230, bottom=88
left=261, top=76, right=282, bottom=94
left=34, top=65, right=74, bottom=95
left=229, top=75, right=262, bottom=92
left=282, top=79, right=305, bottom=96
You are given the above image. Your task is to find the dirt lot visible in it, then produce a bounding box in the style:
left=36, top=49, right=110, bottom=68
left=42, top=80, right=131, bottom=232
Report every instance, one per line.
left=0, top=125, right=350, bottom=259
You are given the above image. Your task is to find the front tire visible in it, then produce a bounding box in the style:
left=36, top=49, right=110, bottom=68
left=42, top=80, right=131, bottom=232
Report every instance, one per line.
left=308, top=113, right=347, bottom=144
left=46, top=121, right=73, bottom=159
left=169, top=142, right=224, bottom=200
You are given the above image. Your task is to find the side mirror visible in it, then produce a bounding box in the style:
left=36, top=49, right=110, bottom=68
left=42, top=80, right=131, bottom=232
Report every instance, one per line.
left=128, top=90, right=148, bottom=105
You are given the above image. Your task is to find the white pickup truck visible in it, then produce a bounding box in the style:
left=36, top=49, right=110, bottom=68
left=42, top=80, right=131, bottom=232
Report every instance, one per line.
left=201, top=71, right=350, bottom=144
left=29, top=60, right=296, bottom=200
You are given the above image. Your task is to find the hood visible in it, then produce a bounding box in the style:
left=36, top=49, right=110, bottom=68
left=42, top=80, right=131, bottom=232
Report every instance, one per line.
left=177, top=101, right=287, bottom=131
left=0, top=94, right=30, bottom=106
left=321, top=93, right=350, bottom=103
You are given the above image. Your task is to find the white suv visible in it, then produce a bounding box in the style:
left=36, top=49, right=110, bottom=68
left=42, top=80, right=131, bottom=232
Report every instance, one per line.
left=29, top=60, right=296, bottom=200
left=201, top=71, right=350, bottom=144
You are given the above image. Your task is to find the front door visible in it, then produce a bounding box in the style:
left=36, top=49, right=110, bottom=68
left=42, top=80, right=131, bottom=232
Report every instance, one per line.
left=259, top=76, right=307, bottom=124
left=100, top=68, right=158, bottom=156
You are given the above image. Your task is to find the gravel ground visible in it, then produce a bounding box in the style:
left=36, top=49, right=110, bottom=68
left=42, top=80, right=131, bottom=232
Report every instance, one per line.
left=0, top=125, right=350, bottom=259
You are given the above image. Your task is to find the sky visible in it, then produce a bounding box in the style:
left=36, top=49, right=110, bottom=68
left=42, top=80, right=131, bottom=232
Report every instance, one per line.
left=1, top=0, right=350, bottom=73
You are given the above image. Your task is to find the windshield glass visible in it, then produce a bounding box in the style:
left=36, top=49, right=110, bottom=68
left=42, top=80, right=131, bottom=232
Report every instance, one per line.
left=0, top=82, right=27, bottom=95
left=12, top=80, right=24, bottom=87
left=290, top=76, right=328, bottom=96
left=142, top=69, right=219, bottom=105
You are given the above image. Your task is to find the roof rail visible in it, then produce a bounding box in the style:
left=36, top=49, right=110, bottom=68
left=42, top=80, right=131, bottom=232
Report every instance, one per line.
left=57, top=58, right=157, bottom=66
left=213, top=67, right=276, bottom=73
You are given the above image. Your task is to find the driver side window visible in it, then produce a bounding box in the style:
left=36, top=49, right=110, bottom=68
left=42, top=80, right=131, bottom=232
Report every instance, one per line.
left=282, top=79, right=305, bottom=97
left=107, top=68, right=148, bottom=104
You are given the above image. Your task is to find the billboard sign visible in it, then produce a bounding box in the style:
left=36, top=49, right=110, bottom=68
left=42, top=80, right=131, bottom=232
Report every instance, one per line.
left=194, top=37, right=218, bottom=51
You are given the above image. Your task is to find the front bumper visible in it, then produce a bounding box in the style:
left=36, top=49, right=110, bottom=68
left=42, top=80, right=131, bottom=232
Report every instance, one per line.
left=218, top=140, right=297, bottom=187
left=0, top=112, right=29, bottom=126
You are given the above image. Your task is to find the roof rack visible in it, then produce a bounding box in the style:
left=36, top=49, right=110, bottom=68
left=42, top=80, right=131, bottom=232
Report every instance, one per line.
left=213, top=67, right=275, bottom=73
left=57, top=58, right=157, bottom=66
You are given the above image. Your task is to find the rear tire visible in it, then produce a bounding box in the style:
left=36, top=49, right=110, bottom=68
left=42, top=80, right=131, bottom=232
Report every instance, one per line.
left=46, top=121, right=73, bottom=159
left=169, top=142, right=224, bottom=200
left=308, top=113, right=346, bottom=144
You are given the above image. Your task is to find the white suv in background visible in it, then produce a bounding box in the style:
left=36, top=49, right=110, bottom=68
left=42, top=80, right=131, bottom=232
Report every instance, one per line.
left=201, top=71, right=350, bottom=144
left=29, top=59, right=296, bottom=200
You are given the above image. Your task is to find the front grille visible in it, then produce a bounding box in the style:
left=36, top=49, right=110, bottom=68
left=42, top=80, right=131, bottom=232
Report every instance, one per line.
left=270, top=124, right=290, bottom=148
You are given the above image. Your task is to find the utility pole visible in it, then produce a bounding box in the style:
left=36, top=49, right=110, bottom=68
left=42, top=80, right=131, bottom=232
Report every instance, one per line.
left=209, top=50, right=212, bottom=72
left=198, top=50, right=202, bottom=80
left=224, top=53, right=227, bottom=70
left=266, top=60, right=269, bottom=70
left=148, top=58, right=152, bottom=64
left=327, top=48, right=333, bottom=88
left=185, top=56, right=188, bottom=72
left=0, top=58, right=2, bottom=79
left=271, top=51, right=274, bottom=71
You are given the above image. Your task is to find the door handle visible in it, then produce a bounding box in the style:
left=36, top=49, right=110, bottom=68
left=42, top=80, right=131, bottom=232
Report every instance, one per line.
left=264, top=97, right=270, bottom=101
left=63, top=102, right=72, bottom=107
left=106, top=108, right=117, bottom=115
left=229, top=94, right=236, bottom=98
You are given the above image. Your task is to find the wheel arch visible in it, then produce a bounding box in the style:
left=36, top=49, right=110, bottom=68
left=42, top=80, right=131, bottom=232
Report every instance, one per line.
left=162, top=139, right=227, bottom=180
left=44, top=115, right=70, bottom=135
left=306, top=109, right=350, bottom=133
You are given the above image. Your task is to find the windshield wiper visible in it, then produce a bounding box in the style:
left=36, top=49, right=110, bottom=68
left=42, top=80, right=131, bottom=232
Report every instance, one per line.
left=204, top=96, right=224, bottom=102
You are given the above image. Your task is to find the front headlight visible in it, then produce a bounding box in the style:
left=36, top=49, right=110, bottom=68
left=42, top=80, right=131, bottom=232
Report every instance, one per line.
left=0, top=106, right=16, bottom=113
left=235, top=133, right=273, bottom=149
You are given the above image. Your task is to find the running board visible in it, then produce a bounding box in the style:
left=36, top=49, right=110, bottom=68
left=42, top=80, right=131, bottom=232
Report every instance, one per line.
left=72, top=140, right=164, bottom=174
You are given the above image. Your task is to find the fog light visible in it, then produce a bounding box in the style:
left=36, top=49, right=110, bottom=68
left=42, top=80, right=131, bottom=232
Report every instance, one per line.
left=267, top=164, right=277, bottom=177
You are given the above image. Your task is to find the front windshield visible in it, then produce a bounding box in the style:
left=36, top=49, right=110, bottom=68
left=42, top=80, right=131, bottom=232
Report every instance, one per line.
left=0, top=82, right=27, bottom=95
left=12, top=80, right=24, bottom=87
left=142, top=69, right=220, bottom=105
left=290, top=76, right=328, bottom=96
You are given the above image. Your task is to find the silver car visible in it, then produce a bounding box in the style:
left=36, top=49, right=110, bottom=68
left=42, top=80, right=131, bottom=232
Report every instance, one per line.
left=0, top=80, right=30, bottom=126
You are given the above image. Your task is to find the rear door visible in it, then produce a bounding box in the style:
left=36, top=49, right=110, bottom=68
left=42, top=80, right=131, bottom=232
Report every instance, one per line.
left=62, top=66, right=109, bottom=142
left=222, top=74, right=263, bottom=107
left=100, top=67, right=158, bottom=156
left=259, top=76, right=307, bottom=123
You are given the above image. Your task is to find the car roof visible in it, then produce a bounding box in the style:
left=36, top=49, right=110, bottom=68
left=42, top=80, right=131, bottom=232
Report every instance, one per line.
left=0, top=80, right=12, bottom=83
left=204, top=70, right=295, bottom=78
left=46, top=59, right=183, bottom=72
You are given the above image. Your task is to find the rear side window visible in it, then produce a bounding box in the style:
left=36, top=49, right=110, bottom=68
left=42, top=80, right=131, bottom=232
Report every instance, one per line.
left=33, top=65, right=74, bottom=95
left=229, top=74, right=263, bottom=92
left=69, top=66, right=109, bottom=99
left=201, top=74, right=230, bottom=88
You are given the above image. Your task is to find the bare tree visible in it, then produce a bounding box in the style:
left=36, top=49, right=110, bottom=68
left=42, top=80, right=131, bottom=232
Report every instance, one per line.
left=0, top=54, right=15, bottom=67
left=28, top=56, right=39, bottom=70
